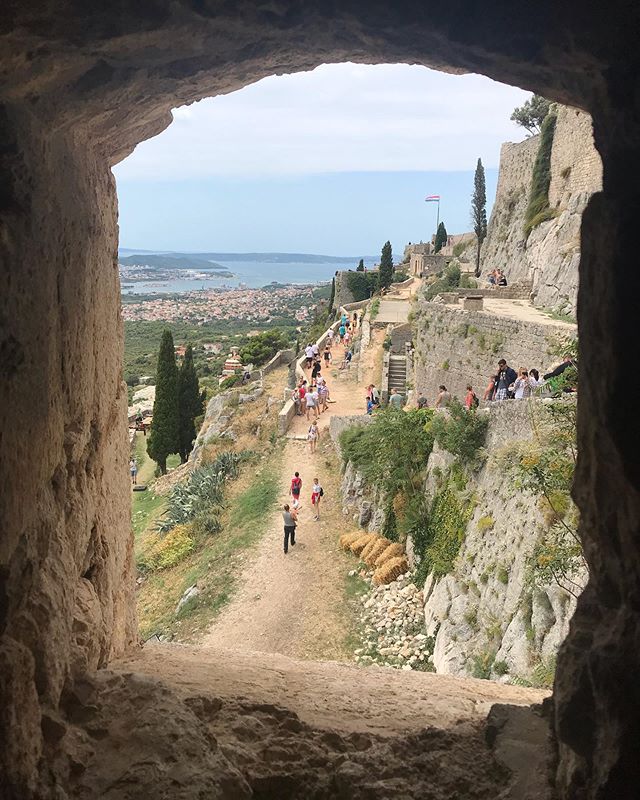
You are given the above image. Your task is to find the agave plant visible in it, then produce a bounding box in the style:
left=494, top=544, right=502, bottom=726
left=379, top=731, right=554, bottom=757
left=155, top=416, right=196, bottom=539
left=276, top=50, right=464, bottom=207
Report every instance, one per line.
left=157, top=450, right=251, bottom=533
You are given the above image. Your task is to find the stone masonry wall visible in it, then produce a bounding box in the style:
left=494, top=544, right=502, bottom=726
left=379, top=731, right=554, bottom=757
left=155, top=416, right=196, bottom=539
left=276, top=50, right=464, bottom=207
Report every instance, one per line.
left=482, top=105, right=602, bottom=314
left=414, top=299, right=575, bottom=403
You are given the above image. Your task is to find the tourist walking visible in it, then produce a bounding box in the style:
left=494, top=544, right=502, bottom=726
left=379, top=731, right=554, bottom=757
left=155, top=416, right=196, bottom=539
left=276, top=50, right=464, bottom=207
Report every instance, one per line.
left=493, top=359, right=517, bottom=400
left=307, top=420, right=320, bottom=453
left=305, top=387, right=318, bottom=420
left=129, top=458, right=138, bottom=485
left=318, top=380, right=329, bottom=412
left=435, top=385, right=451, bottom=408
left=370, top=383, right=380, bottom=406
left=353, top=311, right=358, bottom=328
left=311, top=477, right=323, bottom=520
left=323, top=345, right=332, bottom=368
left=282, top=504, right=297, bottom=554
left=340, top=349, right=353, bottom=370
left=311, top=358, right=322, bottom=384
left=298, top=380, right=307, bottom=415
left=483, top=374, right=496, bottom=401
left=338, top=322, right=346, bottom=343
left=304, top=343, right=314, bottom=369
left=389, top=389, right=405, bottom=409
left=290, top=471, right=302, bottom=507
left=465, top=384, right=479, bottom=409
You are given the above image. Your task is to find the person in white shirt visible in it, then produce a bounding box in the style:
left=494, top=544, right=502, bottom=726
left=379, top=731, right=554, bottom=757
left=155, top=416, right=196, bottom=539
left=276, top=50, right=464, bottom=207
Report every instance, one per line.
left=304, top=344, right=314, bottom=369
left=311, top=477, right=323, bottom=520
left=311, top=343, right=320, bottom=359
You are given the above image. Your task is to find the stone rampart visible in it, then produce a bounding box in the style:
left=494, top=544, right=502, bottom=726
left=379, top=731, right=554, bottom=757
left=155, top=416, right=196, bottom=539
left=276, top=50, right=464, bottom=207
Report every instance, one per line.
left=482, top=105, right=602, bottom=313
left=414, top=299, right=575, bottom=402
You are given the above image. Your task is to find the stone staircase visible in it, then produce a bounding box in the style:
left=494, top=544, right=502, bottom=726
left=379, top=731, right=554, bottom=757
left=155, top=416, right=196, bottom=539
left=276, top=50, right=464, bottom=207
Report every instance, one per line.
left=388, top=354, right=407, bottom=395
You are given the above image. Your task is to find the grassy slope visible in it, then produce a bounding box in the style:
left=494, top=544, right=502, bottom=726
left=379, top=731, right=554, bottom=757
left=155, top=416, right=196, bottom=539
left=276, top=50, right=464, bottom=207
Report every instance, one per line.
left=136, top=452, right=282, bottom=642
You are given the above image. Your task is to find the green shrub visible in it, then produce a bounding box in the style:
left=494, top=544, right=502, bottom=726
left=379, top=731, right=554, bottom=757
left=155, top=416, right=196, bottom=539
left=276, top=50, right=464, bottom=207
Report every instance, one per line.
left=430, top=399, right=488, bottom=463
left=240, top=328, right=290, bottom=366
left=346, top=271, right=378, bottom=301
left=494, top=660, right=509, bottom=676
left=369, top=297, right=380, bottom=320
left=220, top=373, right=244, bottom=389
left=497, top=566, right=510, bottom=584
left=524, top=111, right=557, bottom=237
left=470, top=650, right=495, bottom=680
left=138, top=524, right=195, bottom=572
left=477, top=514, right=495, bottom=533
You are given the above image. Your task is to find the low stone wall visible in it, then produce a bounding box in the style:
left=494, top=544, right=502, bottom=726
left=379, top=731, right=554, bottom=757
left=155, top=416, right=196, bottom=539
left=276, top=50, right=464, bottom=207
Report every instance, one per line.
left=262, top=347, right=295, bottom=375
left=277, top=399, right=297, bottom=435
left=414, top=298, right=575, bottom=402
left=437, top=281, right=533, bottom=304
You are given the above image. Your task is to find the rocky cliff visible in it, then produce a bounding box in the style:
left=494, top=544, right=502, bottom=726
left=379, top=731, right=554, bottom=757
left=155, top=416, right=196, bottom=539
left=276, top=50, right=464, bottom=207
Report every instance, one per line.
left=340, top=399, right=584, bottom=686
left=482, top=105, right=602, bottom=314
left=420, top=400, right=584, bottom=683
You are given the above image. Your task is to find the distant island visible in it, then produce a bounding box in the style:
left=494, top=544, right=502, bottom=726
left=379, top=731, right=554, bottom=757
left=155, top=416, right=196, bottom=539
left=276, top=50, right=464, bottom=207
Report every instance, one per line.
left=119, top=248, right=377, bottom=266
left=119, top=254, right=232, bottom=273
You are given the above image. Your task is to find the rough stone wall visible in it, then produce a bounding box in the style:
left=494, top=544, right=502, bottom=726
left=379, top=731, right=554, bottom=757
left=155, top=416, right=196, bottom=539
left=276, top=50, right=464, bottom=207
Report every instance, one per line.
left=414, top=299, right=575, bottom=403
left=0, top=113, right=137, bottom=796
left=421, top=400, right=583, bottom=681
left=333, top=271, right=357, bottom=307
left=482, top=106, right=602, bottom=313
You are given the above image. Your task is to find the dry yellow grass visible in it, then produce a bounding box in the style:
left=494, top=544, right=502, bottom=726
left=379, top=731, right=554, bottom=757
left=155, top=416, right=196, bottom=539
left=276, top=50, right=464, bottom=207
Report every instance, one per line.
left=374, top=542, right=405, bottom=567
left=339, top=531, right=364, bottom=550
left=350, top=533, right=376, bottom=556
left=373, top=555, right=409, bottom=585
left=364, top=537, right=393, bottom=567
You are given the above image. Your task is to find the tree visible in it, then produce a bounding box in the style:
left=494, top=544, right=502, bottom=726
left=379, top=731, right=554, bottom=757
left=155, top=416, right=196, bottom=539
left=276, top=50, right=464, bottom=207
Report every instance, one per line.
left=177, top=344, right=203, bottom=464
left=240, top=329, right=290, bottom=366
left=510, top=94, right=551, bottom=136
left=379, top=241, right=393, bottom=289
left=434, top=222, right=448, bottom=253
left=147, top=330, right=179, bottom=474
left=471, top=158, right=487, bottom=278
left=328, top=276, right=335, bottom=313
left=356, top=259, right=365, bottom=272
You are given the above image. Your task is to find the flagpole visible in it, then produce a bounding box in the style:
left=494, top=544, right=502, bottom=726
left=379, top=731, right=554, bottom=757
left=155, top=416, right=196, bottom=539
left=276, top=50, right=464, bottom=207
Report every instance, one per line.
left=436, top=199, right=440, bottom=235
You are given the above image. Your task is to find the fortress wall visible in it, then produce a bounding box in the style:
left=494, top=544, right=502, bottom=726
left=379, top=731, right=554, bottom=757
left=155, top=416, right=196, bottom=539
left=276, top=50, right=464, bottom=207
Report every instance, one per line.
left=413, top=299, right=574, bottom=403
left=482, top=105, right=602, bottom=314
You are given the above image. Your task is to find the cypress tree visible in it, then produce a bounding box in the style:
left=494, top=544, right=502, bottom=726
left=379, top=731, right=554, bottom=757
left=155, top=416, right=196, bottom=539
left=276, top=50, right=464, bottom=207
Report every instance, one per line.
left=178, top=344, right=203, bottom=463
left=379, top=241, right=393, bottom=289
left=356, top=259, right=365, bottom=272
left=471, top=158, right=487, bottom=277
left=434, top=221, right=448, bottom=253
left=147, top=330, right=179, bottom=474
left=328, top=276, right=335, bottom=314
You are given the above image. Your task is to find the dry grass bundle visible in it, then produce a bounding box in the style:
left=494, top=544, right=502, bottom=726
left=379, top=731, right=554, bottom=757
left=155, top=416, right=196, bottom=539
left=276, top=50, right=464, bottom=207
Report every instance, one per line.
left=374, top=542, right=405, bottom=567
left=373, top=555, right=409, bottom=586
left=364, top=537, right=393, bottom=567
left=360, top=535, right=384, bottom=562
left=339, top=531, right=364, bottom=551
left=350, top=533, right=376, bottom=556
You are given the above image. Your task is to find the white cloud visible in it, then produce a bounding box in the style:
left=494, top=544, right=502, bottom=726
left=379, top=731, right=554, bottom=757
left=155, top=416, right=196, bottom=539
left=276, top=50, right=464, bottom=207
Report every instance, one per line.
left=114, top=63, right=530, bottom=180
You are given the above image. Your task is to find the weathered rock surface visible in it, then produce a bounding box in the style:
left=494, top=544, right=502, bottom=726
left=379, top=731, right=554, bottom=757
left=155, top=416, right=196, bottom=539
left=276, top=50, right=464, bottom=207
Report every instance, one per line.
left=482, top=106, right=602, bottom=314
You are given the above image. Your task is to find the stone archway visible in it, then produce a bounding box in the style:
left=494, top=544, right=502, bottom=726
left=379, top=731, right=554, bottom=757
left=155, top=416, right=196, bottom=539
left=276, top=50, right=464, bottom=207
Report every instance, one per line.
left=1, top=3, right=639, bottom=797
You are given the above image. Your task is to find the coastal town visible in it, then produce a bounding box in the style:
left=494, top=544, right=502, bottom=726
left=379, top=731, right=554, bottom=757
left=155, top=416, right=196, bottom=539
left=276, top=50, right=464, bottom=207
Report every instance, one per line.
left=121, top=283, right=323, bottom=323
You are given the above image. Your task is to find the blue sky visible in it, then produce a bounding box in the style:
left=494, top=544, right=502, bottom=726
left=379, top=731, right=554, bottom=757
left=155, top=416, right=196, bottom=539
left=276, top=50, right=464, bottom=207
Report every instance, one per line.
left=114, top=64, right=529, bottom=255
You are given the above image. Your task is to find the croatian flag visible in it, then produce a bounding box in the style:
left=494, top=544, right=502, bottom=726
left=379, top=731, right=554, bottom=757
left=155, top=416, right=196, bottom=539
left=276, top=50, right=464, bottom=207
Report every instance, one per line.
left=425, top=195, right=440, bottom=202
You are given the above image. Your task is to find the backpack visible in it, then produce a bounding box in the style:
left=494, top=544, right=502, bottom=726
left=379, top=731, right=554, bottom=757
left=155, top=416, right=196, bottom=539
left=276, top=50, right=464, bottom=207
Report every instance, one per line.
left=471, top=392, right=479, bottom=409
left=291, top=477, right=302, bottom=493
left=319, top=487, right=324, bottom=497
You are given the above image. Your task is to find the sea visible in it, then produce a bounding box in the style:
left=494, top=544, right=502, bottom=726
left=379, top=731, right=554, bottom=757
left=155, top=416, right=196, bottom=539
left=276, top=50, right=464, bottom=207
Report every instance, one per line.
left=120, top=258, right=376, bottom=294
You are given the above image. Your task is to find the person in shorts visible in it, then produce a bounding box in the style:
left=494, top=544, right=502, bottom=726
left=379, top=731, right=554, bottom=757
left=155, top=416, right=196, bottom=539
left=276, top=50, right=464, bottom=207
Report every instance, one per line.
left=290, top=471, right=302, bottom=505
left=311, top=477, right=323, bottom=521
left=282, top=504, right=297, bottom=554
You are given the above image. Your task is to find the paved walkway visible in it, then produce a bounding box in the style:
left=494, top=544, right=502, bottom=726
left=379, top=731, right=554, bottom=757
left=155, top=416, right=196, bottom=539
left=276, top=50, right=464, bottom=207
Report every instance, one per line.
left=448, top=297, right=576, bottom=329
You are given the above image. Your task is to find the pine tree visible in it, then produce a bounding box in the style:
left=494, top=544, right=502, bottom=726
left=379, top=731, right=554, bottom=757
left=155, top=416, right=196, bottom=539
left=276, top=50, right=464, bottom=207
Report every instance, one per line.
left=147, top=330, right=179, bottom=474
left=356, top=259, right=365, bottom=272
left=471, top=158, right=487, bottom=277
left=379, top=241, right=393, bottom=289
left=434, top=221, right=448, bottom=253
left=177, top=344, right=203, bottom=463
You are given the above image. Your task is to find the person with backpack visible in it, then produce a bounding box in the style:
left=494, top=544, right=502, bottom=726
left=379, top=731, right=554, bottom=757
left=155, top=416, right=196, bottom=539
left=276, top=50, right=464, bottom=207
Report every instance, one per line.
left=282, top=503, right=298, bottom=554
left=290, top=471, right=302, bottom=507
left=465, top=384, right=479, bottom=410
left=311, top=477, right=323, bottom=521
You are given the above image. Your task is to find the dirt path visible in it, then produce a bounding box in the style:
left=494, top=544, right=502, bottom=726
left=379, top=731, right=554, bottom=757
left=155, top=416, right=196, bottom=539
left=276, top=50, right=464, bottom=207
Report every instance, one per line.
left=202, top=329, right=376, bottom=660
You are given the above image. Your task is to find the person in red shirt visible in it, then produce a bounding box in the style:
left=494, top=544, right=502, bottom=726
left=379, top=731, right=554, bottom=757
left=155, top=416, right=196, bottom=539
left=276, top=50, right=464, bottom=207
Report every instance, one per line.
left=290, top=472, right=302, bottom=508
left=298, top=380, right=307, bottom=415
left=465, top=384, right=479, bottom=410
